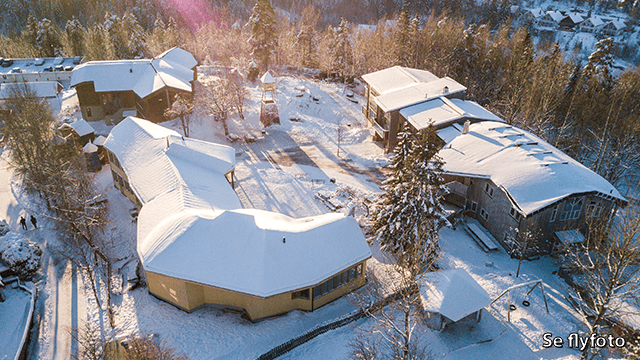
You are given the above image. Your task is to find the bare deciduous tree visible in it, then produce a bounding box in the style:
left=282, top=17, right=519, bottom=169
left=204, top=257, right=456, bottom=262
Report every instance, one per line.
left=164, top=94, right=194, bottom=138
left=561, top=206, right=640, bottom=360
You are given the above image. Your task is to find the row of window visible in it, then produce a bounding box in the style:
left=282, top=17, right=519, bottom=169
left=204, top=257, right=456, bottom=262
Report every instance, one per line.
left=107, top=151, right=122, bottom=170
left=307, top=263, right=364, bottom=301
left=550, top=198, right=603, bottom=223
left=112, top=170, right=133, bottom=194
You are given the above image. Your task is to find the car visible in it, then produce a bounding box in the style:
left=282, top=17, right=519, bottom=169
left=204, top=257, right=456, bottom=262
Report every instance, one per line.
left=54, top=65, right=64, bottom=71
left=2, top=59, right=14, bottom=67
left=43, top=66, right=53, bottom=72
left=34, top=58, right=45, bottom=66
left=64, top=66, right=74, bottom=71
left=10, top=67, right=21, bottom=73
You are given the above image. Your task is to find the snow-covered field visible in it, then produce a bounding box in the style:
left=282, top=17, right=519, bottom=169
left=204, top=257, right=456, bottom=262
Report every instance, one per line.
left=0, top=73, right=601, bottom=359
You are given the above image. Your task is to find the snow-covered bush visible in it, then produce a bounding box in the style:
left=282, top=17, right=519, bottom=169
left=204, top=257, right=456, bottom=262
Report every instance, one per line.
left=0, top=219, right=9, bottom=236
left=0, top=232, right=42, bottom=280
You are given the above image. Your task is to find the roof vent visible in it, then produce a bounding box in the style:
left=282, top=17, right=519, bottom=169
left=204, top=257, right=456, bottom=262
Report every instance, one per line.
left=462, top=120, right=470, bottom=134
left=130, top=68, right=133, bottom=73
left=282, top=237, right=286, bottom=243
left=443, top=86, right=449, bottom=94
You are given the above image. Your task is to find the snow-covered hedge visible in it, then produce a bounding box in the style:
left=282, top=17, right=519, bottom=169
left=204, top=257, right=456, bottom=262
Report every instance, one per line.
left=0, top=232, right=42, bottom=280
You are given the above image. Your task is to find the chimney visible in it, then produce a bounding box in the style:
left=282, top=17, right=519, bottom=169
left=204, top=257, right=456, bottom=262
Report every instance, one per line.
left=443, top=86, right=449, bottom=94
left=462, top=120, right=470, bottom=134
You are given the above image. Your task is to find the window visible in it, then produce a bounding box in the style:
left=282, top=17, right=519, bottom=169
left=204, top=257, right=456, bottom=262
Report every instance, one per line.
left=484, top=183, right=494, bottom=197
left=108, top=151, right=114, bottom=164
left=313, top=264, right=363, bottom=300
left=470, top=201, right=478, bottom=213
left=87, top=107, right=92, bottom=118
left=550, top=205, right=558, bottom=223
left=291, top=289, right=310, bottom=300
left=509, top=207, right=521, bottom=221
left=586, top=201, right=603, bottom=217
left=560, top=197, right=583, bottom=221
left=480, top=208, right=489, bottom=220
left=111, top=170, right=118, bottom=185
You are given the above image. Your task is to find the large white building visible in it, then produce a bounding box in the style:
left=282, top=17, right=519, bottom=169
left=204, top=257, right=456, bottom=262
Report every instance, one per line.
left=104, top=117, right=371, bottom=320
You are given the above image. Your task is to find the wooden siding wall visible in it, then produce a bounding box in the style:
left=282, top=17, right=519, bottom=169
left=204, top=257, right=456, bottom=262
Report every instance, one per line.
left=146, top=260, right=367, bottom=321
left=444, top=174, right=619, bottom=254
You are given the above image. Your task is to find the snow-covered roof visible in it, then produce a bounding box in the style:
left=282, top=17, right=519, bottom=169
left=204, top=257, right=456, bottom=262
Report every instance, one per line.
left=156, top=47, right=198, bottom=69
left=439, top=121, right=626, bottom=215
left=105, top=117, right=371, bottom=297
left=555, top=229, right=584, bottom=244
left=260, top=71, right=275, bottom=84
left=61, top=119, right=95, bottom=137
left=565, top=13, right=584, bottom=24
left=400, top=97, right=503, bottom=130
left=420, top=268, right=492, bottom=322
left=82, top=142, right=98, bottom=153
left=528, top=8, right=544, bottom=18
left=546, top=11, right=564, bottom=23
left=93, top=135, right=107, bottom=146
left=361, top=66, right=440, bottom=95
left=0, top=82, right=61, bottom=99
left=373, top=77, right=467, bottom=113
left=605, top=19, right=626, bottom=30
left=583, top=16, right=604, bottom=27
left=70, top=47, right=195, bottom=99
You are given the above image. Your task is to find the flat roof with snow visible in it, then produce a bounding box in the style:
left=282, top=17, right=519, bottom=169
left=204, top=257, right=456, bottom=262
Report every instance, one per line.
left=70, top=47, right=196, bottom=99
left=104, top=117, right=371, bottom=297
left=0, top=82, right=62, bottom=99
left=420, top=268, right=492, bottom=322
left=400, top=97, right=503, bottom=130
left=438, top=121, right=626, bottom=215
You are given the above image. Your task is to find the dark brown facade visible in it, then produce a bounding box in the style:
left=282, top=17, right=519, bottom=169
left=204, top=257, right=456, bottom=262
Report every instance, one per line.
left=443, top=174, right=622, bottom=255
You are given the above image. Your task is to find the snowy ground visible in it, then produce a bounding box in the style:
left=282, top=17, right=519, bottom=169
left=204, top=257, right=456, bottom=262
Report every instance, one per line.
left=0, top=74, right=607, bottom=359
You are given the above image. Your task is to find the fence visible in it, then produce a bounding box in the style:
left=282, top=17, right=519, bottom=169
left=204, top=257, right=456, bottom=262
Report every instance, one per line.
left=256, top=287, right=411, bottom=360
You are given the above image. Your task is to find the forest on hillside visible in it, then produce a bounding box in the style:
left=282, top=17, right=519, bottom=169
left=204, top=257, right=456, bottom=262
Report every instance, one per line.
left=0, top=0, right=639, bottom=193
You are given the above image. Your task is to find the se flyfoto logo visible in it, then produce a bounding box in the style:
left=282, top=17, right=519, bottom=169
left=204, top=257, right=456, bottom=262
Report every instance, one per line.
left=543, top=333, right=626, bottom=350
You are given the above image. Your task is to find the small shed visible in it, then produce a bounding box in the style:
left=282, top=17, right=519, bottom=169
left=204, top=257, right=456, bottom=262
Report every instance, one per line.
left=59, top=119, right=95, bottom=147
left=420, top=268, right=492, bottom=331
left=82, top=142, right=101, bottom=172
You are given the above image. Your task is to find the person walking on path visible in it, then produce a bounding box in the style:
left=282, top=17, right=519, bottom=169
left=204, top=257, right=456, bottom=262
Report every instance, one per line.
left=19, top=216, right=27, bottom=230
left=30, top=215, right=37, bottom=229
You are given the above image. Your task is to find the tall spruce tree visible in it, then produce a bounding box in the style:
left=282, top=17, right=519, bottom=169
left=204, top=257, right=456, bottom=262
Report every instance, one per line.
left=65, top=17, right=84, bottom=56
left=247, top=0, right=277, bottom=70
left=330, top=18, right=353, bottom=80
left=372, top=124, right=449, bottom=273
left=394, top=10, right=411, bottom=67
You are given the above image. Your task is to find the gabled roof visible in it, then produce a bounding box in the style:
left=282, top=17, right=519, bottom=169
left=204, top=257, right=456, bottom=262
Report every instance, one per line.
left=582, top=16, right=604, bottom=27
left=70, top=47, right=196, bottom=99
left=61, top=119, right=95, bottom=137
left=546, top=11, right=565, bottom=23
left=420, top=268, right=492, bottom=322
left=528, top=8, right=544, bottom=18
left=438, top=121, right=626, bottom=215
left=400, top=97, right=503, bottom=130
left=604, top=19, right=626, bottom=30
left=564, top=13, right=584, bottom=24
left=104, top=117, right=371, bottom=297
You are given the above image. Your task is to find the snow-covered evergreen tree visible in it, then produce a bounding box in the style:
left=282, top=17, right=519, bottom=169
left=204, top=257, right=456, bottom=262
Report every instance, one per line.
left=583, top=37, right=615, bottom=91
left=329, top=18, right=353, bottom=79
left=372, top=124, right=449, bottom=273
left=247, top=0, right=277, bottom=70
left=36, top=18, right=63, bottom=57
left=65, top=17, right=84, bottom=56
left=394, top=10, right=411, bottom=67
